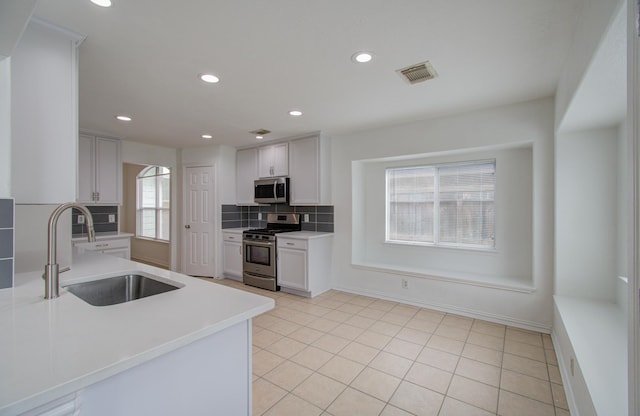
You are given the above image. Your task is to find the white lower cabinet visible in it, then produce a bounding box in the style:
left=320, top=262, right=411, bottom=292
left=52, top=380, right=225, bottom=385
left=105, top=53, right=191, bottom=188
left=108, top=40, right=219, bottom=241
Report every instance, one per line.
left=278, top=243, right=307, bottom=291
left=73, top=236, right=131, bottom=260
left=277, top=234, right=332, bottom=297
left=223, top=230, right=244, bottom=279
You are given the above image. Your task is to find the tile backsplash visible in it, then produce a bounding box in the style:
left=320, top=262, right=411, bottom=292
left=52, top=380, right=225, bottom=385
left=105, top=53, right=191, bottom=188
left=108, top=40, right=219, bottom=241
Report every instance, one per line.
left=72, top=205, right=118, bottom=236
left=0, top=198, right=14, bottom=289
left=222, top=204, right=334, bottom=232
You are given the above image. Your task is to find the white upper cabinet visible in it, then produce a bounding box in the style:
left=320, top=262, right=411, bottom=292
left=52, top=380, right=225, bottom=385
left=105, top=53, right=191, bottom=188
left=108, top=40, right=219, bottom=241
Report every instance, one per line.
left=77, top=135, right=122, bottom=204
left=236, top=147, right=259, bottom=205
left=11, top=18, right=84, bottom=203
left=289, top=134, right=331, bottom=205
left=258, top=143, right=288, bottom=178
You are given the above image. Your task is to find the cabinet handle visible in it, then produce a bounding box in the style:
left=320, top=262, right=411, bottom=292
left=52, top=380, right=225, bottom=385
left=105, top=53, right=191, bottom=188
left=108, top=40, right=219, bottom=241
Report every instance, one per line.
left=185, top=225, right=191, bottom=229
left=286, top=242, right=295, bottom=246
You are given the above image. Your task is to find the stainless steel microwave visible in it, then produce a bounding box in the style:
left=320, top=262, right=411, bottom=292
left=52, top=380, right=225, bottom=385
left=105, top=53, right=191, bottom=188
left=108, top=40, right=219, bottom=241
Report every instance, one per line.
left=254, top=177, right=289, bottom=204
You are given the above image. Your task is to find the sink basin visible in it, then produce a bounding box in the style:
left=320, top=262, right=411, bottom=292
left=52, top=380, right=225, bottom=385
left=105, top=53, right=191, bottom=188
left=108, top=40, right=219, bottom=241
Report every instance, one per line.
left=64, top=273, right=180, bottom=306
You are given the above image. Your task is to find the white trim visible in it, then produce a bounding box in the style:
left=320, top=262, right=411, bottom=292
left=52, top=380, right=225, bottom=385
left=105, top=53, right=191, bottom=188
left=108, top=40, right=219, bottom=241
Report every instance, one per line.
left=29, top=17, right=86, bottom=45
left=351, top=262, right=535, bottom=294
left=629, top=0, right=640, bottom=413
left=333, top=283, right=549, bottom=333
left=551, top=328, right=581, bottom=416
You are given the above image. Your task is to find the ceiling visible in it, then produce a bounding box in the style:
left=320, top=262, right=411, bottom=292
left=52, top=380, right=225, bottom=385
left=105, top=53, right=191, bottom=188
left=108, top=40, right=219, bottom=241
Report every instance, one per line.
left=33, top=0, right=585, bottom=149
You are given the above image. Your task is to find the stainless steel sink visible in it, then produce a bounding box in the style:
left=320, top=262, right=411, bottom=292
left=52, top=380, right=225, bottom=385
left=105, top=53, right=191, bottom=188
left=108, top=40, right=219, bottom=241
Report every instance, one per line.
left=64, top=274, right=180, bottom=306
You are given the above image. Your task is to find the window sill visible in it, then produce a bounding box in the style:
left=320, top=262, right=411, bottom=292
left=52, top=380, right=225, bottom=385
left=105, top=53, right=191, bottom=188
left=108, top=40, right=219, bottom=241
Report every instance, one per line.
left=134, top=236, right=170, bottom=244
left=384, top=240, right=497, bottom=254
left=351, top=261, right=534, bottom=293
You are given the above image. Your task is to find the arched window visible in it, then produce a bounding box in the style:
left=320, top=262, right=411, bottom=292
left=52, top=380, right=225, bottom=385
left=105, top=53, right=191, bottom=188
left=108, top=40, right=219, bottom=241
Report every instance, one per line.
left=137, top=166, right=170, bottom=241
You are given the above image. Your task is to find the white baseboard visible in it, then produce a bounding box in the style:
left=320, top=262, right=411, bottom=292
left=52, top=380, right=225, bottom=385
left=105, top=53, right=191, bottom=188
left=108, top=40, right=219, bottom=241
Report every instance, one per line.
left=333, top=284, right=551, bottom=333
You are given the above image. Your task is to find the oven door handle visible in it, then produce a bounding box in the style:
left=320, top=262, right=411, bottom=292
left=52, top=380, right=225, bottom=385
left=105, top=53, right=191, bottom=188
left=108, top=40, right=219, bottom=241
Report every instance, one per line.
left=243, top=239, right=275, bottom=248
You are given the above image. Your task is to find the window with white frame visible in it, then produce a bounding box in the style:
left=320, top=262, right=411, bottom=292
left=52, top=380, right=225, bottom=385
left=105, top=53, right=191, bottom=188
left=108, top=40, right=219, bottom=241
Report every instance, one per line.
left=386, top=160, right=495, bottom=249
left=137, top=166, right=170, bottom=241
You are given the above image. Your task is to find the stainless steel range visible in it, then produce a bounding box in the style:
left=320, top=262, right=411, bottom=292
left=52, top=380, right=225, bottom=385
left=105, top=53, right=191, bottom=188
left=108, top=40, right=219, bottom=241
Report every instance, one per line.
left=242, top=213, right=301, bottom=291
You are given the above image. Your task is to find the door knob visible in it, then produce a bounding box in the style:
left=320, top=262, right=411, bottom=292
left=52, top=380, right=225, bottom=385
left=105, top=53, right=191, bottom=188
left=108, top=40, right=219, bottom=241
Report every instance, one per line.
left=185, top=225, right=191, bottom=229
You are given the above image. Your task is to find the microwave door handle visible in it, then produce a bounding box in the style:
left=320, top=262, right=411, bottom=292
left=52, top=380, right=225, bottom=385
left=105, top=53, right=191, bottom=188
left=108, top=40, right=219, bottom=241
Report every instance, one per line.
left=273, top=181, right=277, bottom=198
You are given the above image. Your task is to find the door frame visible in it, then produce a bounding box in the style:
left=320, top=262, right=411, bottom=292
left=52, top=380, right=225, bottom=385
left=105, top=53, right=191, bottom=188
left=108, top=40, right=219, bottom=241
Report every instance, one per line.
left=181, top=164, right=217, bottom=277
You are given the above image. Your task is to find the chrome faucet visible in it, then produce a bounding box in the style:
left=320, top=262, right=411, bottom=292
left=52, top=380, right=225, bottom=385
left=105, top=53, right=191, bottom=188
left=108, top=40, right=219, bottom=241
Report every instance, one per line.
left=44, top=203, right=96, bottom=299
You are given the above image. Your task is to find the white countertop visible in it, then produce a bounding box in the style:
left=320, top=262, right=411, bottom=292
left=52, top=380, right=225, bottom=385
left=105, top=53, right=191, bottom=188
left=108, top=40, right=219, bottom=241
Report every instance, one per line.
left=0, top=253, right=274, bottom=415
left=276, top=231, right=333, bottom=239
left=221, top=228, right=249, bottom=233
left=222, top=229, right=333, bottom=239
left=71, top=231, right=134, bottom=242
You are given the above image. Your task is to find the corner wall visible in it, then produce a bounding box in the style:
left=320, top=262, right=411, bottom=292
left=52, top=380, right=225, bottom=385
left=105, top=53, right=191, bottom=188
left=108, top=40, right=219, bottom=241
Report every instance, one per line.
left=331, top=97, right=555, bottom=331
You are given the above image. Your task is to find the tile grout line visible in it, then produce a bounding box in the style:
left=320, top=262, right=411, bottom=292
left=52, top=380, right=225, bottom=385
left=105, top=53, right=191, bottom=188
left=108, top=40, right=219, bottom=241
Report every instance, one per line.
left=220, top=279, right=568, bottom=416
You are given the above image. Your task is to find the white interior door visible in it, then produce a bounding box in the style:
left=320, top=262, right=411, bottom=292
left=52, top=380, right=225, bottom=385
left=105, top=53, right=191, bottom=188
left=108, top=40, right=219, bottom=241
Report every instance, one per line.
left=184, top=166, right=215, bottom=277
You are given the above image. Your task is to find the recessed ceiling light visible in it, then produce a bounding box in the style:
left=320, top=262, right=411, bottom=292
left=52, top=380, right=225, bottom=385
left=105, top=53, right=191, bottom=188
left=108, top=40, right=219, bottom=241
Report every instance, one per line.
left=256, top=135, right=264, bottom=140
left=115, top=115, right=132, bottom=121
left=201, top=134, right=213, bottom=139
left=352, top=51, right=374, bottom=63
left=199, top=73, right=219, bottom=83
left=90, top=0, right=112, bottom=7
left=288, top=110, right=303, bottom=117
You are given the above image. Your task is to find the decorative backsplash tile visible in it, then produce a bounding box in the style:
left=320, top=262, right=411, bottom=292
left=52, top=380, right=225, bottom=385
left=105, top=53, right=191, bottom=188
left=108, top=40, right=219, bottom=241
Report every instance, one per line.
left=222, top=204, right=334, bottom=232
left=0, top=198, right=14, bottom=289
left=72, top=205, right=118, bottom=236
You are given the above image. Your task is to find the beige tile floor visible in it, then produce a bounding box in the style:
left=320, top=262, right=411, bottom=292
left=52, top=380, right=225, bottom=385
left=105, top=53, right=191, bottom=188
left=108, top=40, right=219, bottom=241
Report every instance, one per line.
left=210, top=278, right=569, bottom=416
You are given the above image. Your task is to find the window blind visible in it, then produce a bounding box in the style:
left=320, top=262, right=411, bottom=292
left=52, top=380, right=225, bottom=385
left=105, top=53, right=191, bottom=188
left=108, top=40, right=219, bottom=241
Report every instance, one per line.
left=387, top=161, right=495, bottom=249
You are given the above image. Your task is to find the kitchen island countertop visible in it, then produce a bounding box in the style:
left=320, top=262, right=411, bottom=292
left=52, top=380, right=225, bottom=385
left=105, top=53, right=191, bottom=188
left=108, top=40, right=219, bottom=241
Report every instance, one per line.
left=0, top=252, right=274, bottom=415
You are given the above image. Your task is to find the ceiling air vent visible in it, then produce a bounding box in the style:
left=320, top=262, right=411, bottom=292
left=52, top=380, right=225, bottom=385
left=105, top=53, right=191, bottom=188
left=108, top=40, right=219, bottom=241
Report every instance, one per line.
left=397, top=61, right=438, bottom=85
left=250, top=129, right=271, bottom=135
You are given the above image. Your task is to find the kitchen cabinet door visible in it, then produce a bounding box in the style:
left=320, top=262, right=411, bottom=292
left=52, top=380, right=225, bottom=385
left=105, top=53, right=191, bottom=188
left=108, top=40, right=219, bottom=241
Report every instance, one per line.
left=77, top=135, right=96, bottom=203
left=77, top=135, right=121, bottom=204
left=223, top=232, right=243, bottom=279
left=289, top=134, right=331, bottom=205
left=277, top=246, right=307, bottom=291
left=94, top=138, right=121, bottom=204
left=236, top=148, right=259, bottom=205
left=278, top=234, right=332, bottom=297
left=258, top=143, right=288, bottom=178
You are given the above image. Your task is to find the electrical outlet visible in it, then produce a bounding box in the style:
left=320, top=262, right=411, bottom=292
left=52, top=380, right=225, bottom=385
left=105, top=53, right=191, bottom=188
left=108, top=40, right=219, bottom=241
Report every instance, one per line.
left=257, top=212, right=262, bottom=221
left=77, top=214, right=85, bottom=224
left=401, top=279, right=408, bottom=289
left=108, top=214, right=116, bottom=223
left=304, top=214, right=310, bottom=222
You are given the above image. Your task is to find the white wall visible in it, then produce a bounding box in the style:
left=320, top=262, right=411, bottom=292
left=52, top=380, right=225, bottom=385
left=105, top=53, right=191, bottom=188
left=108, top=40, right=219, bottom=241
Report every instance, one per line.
left=180, top=143, right=237, bottom=277
left=555, top=126, right=620, bottom=302
left=555, top=0, right=622, bottom=131
left=121, top=140, right=178, bottom=270
left=354, top=145, right=532, bottom=286
left=0, top=58, right=10, bottom=198
left=11, top=19, right=82, bottom=203
left=121, top=140, right=177, bottom=168
left=332, top=97, right=555, bottom=331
